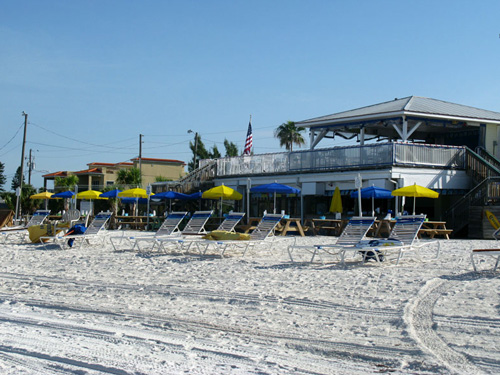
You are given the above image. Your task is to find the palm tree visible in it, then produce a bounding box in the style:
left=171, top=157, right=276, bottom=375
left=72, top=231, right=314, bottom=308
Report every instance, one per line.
left=274, top=121, right=306, bottom=152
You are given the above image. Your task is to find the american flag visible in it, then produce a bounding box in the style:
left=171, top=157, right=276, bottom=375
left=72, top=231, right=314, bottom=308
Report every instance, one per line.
left=243, top=118, right=253, bottom=155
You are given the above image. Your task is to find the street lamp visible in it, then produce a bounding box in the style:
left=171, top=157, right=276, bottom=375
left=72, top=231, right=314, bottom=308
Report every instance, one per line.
left=187, top=129, right=199, bottom=170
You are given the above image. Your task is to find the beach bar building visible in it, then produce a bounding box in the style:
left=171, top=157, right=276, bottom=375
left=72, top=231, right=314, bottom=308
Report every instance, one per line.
left=178, top=96, right=500, bottom=238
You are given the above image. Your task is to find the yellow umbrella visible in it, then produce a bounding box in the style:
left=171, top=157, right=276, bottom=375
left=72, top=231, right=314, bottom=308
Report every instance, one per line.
left=30, top=191, right=53, bottom=210
left=391, top=183, right=439, bottom=215
left=202, top=185, right=242, bottom=218
left=202, top=185, right=242, bottom=200
left=30, top=191, right=54, bottom=200
left=118, top=188, right=151, bottom=199
left=77, top=190, right=107, bottom=200
left=329, top=186, right=343, bottom=214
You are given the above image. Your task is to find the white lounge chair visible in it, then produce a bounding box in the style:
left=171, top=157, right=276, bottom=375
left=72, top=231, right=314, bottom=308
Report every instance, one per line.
left=0, top=209, right=51, bottom=243
left=109, top=211, right=188, bottom=252
left=40, top=212, right=112, bottom=250
left=471, top=227, right=500, bottom=271
left=214, top=212, right=246, bottom=233
left=191, top=213, right=284, bottom=257
left=287, top=216, right=376, bottom=264
left=354, top=215, right=433, bottom=265
left=139, top=210, right=214, bottom=253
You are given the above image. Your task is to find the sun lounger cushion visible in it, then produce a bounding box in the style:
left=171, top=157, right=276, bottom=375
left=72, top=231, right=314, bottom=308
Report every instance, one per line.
left=202, top=230, right=250, bottom=241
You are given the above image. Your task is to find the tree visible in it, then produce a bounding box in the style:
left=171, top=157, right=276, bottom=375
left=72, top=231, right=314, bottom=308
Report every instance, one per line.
left=210, top=145, right=221, bottom=159
left=224, top=139, right=239, bottom=157
left=188, top=134, right=210, bottom=172
left=55, top=175, right=79, bottom=190
left=274, top=121, right=306, bottom=152
left=11, top=166, right=25, bottom=191
left=116, top=167, right=141, bottom=187
left=0, top=161, right=5, bottom=191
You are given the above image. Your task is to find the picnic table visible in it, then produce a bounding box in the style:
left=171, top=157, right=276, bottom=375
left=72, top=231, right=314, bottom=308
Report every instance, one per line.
left=276, top=218, right=306, bottom=237
left=418, top=221, right=452, bottom=239
left=306, top=218, right=347, bottom=236
left=115, top=215, right=151, bottom=230
left=236, top=217, right=262, bottom=233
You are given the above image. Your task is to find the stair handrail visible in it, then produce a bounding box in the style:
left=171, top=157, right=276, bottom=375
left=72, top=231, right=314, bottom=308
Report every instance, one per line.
left=475, top=146, right=500, bottom=171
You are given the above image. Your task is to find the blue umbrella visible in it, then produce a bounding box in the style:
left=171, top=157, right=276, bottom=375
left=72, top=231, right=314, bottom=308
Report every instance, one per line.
left=250, top=182, right=300, bottom=214
left=154, top=191, right=189, bottom=200
left=187, top=192, right=203, bottom=200
left=52, top=191, right=75, bottom=199
left=99, top=189, right=122, bottom=198
left=153, top=191, right=190, bottom=212
left=350, top=186, right=393, bottom=216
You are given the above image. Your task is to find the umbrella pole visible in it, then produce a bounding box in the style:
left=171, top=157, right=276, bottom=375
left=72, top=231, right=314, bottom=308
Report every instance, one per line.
left=413, top=196, right=416, bottom=215
left=273, top=192, right=276, bottom=214
left=372, top=197, right=374, bottom=217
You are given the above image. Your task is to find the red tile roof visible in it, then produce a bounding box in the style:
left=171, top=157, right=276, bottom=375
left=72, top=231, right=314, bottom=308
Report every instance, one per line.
left=130, top=157, right=185, bottom=165
left=42, top=171, right=68, bottom=178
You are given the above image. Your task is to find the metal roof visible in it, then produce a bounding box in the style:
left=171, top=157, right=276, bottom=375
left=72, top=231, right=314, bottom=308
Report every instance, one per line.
left=298, top=96, right=500, bottom=126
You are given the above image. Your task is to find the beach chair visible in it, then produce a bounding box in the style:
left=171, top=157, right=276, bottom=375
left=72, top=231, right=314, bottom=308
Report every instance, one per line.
left=141, top=210, right=214, bottom=253
left=191, top=213, right=284, bottom=257
left=0, top=209, right=51, bottom=243
left=0, top=209, right=14, bottom=229
left=354, top=215, right=431, bottom=265
left=40, top=212, right=112, bottom=250
left=215, top=212, right=246, bottom=232
left=471, top=228, right=500, bottom=271
left=287, top=216, right=376, bottom=264
left=109, top=211, right=188, bottom=251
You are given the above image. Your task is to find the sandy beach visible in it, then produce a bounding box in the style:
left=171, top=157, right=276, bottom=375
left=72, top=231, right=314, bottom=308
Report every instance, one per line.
left=0, top=233, right=499, bottom=374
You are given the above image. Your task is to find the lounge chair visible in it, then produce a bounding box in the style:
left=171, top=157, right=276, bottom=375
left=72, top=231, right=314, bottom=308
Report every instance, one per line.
left=0, top=209, right=51, bottom=243
left=190, top=213, right=284, bottom=257
left=137, top=210, right=214, bottom=253
left=471, top=228, right=500, bottom=271
left=40, top=211, right=112, bottom=250
left=354, top=215, right=433, bottom=265
left=109, top=211, right=188, bottom=251
left=287, top=216, right=376, bottom=264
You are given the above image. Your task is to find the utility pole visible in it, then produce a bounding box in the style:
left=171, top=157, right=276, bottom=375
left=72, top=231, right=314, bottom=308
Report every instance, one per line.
left=15, top=112, right=28, bottom=223
left=27, top=149, right=34, bottom=185
left=139, top=134, right=143, bottom=187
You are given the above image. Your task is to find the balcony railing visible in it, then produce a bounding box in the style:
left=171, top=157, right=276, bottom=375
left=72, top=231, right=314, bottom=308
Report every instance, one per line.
left=215, top=142, right=466, bottom=177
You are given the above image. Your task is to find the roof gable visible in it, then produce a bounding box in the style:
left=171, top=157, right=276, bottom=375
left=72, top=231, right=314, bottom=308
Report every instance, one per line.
left=298, top=96, right=500, bottom=126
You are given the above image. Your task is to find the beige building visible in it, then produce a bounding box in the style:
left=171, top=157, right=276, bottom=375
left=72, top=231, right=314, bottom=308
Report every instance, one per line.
left=43, top=158, right=186, bottom=191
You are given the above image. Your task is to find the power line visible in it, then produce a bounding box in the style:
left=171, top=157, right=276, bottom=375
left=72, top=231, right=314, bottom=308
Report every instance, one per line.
left=0, top=122, right=24, bottom=151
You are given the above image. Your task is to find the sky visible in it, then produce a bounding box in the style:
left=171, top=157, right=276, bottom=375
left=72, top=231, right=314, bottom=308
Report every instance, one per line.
left=1, top=0, right=499, bottom=190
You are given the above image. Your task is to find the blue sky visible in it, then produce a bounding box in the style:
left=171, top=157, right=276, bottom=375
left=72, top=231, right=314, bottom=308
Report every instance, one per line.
left=1, top=0, right=499, bottom=189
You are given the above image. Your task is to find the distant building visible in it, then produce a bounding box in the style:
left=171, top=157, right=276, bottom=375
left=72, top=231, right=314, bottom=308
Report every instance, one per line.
left=43, top=158, right=186, bottom=191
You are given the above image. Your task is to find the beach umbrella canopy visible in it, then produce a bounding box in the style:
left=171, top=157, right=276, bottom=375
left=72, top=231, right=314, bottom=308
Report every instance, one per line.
left=30, top=191, right=53, bottom=210
left=351, top=186, right=393, bottom=216
left=250, top=182, right=300, bottom=214
left=118, top=188, right=151, bottom=199
left=52, top=191, right=75, bottom=199
left=154, top=191, right=190, bottom=212
left=391, top=183, right=439, bottom=215
left=187, top=192, right=203, bottom=199
left=30, top=191, right=54, bottom=199
left=99, top=189, right=122, bottom=198
left=202, top=185, right=243, bottom=200
left=329, top=186, right=343, bottom=214
left=202, top=185, right=242, bottom=218
left=77, top=190, right=106, bottom=200
left=154, top=191, right=189, bottom=200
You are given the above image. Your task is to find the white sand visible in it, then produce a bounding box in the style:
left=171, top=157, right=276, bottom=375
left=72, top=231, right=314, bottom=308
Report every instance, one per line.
left=0, top=233, right=499, bottom=374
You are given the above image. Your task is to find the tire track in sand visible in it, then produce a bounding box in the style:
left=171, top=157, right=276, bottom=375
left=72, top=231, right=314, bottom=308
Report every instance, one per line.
left=404, top=277, right=483, bottom=375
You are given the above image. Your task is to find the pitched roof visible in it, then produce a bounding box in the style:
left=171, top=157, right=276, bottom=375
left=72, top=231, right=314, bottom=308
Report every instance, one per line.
left=42, top=171, right=68, bottom=178
left=298, top=96, right=500, bottom=126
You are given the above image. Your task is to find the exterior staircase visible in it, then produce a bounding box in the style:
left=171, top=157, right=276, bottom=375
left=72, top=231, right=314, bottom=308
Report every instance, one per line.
left=445, top=147, right=500, bottom=237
